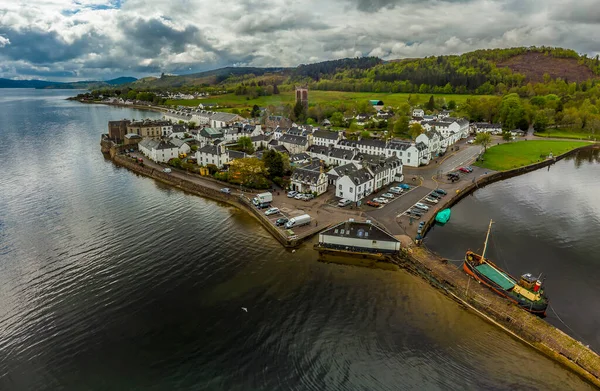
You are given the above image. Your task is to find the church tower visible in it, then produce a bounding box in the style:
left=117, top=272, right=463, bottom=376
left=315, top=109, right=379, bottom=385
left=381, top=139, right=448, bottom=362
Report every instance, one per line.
left=295, top=86, right=308, bottom=108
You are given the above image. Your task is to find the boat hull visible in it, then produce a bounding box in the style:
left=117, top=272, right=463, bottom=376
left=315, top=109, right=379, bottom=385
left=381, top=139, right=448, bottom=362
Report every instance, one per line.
left=463, top=256, right=548, bottom=317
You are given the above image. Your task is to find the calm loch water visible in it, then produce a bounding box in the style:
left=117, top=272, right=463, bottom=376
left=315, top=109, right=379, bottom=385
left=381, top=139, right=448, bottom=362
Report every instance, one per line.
left=0, top=90, right=595, bottom=390
left=426, top=148, right=600, bottom=353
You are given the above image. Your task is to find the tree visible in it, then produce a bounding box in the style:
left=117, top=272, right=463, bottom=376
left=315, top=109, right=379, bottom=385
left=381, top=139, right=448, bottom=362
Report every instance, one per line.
left=228, top=157, right=268, bottom=188
left=293, top=101, right=306, bottom=122
left=448, top=100, right=457, bottom=110
left=188, top=121, right=197, bottom=129
left=237, top=136, right=255, bottom=154
left=499, top=93, right=527, bottom=130
left=251, top=104, right=261, bottom=118
left=502, top=131, right=512, bottom=141
left=262, top=149, right=284, bottom=178
left=425, top=95, right=436, bottom=111
left=273, top=84, right=280, bottom=95
left=533, top=112, right=548, bottom=133
left=408, top=122, right=424, bottom=139
left=474, top=132, right=492, bottom=151
left=330, top=112, right=344, bottom=127
left=393, top=115, right=410, bottom=136
left=360, top=130, right=371, bottom=139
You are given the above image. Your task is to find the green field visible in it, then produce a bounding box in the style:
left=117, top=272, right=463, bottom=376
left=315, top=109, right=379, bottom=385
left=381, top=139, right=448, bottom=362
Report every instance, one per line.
left=165, top=91, right=488, bottom=111
left=474, top=140, right=589, bottom=171
left=534, top=128, right=599, bottom=141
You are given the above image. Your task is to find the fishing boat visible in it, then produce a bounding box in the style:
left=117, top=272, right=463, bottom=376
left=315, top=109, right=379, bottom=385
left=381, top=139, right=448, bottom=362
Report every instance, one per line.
left=463, top=220, right=549, bottom=316
left=435, top=208, right=451, bottom=224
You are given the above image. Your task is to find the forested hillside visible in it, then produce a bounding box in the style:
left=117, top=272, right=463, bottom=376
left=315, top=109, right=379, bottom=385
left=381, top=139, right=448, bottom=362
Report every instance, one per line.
left=107, top=47, right=600, bottom=97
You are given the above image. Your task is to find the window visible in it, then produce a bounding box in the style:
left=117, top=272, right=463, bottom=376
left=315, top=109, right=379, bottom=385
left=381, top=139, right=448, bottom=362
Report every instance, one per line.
left=340, top=229, right=345, bottom=234
left=408, top=152, right=411, bottom=157
left=358, top=185, right=361, bottom=192
left=349, top=188, right=353, bottom=193
left=339, top=184, right=342, bottom=190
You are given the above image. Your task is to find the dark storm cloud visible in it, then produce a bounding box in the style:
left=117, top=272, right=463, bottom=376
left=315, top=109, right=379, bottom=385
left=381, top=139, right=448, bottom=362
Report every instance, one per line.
left=118, top=17, right=209, bottom=57
left=0, top=27, right=103, bottom=64
left=348, top=0, right=470, bottom=12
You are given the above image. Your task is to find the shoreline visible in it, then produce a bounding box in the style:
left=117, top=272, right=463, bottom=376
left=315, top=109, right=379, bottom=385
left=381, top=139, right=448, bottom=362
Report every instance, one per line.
left=102, top=136, right=600, bottom=388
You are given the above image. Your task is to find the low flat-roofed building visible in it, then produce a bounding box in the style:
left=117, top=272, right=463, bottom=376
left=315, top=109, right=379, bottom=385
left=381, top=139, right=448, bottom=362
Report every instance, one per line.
left=318, top=219, right=401, bottom=253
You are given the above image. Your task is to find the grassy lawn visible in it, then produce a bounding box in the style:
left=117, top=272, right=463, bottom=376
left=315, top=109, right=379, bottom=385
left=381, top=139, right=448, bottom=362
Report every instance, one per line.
left=473, top=140, right=589, bottom=171
left=165, top=91, right=488, bottom=111
left=534, top=128, right=599, bottom=141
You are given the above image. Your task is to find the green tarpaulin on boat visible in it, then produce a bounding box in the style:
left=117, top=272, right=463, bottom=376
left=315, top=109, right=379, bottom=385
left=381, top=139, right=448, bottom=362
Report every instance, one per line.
left=475, top=263, right=516, bottom=290
left=435, top=209, right=451, bottom=224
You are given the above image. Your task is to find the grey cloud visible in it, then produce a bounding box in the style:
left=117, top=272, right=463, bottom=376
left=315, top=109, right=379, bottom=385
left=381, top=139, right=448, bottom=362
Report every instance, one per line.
left=118, top=17, right=208, bottom=57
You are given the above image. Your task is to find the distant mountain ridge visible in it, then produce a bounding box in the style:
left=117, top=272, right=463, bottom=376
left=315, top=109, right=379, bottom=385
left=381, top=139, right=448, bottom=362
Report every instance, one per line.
left=0, top=77, right=137, bottom=89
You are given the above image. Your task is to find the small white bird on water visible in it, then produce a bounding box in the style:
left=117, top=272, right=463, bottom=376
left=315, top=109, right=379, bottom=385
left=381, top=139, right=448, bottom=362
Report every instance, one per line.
left=241, top=307, right=248, bottom=312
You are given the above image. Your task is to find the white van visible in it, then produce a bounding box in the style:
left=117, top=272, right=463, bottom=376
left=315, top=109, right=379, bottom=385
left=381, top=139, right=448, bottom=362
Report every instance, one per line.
left=338, top=199, right=352, bottom=207
left=285, top=214, right=311, bottom=229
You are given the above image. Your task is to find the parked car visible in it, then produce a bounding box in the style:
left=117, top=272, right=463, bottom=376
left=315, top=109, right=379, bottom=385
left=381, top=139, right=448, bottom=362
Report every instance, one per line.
left=220, top=187, right=231, bottom=194
left=389, top=187, right=403, bottom=194
left=434, top=188, right=447, bottom=195
left=414, top=202, right=429, bottom=211
left=417, top=227, right=423, bottom=234
left=399, top=184, right=411, bottom=190
left=162, top=168, right=172, bottom=173
left=425, top=197, right=439, bottom=204
left=366, top=200, right=381, bottom=207
left=275, top=217, right=289, bottom=226
left=287, top=191, right=298, bottom=198
left=294, top=193, right=305, bottom=200
left=467, top=139, right=475, bottom=144
left=265, top=207, right=280, bottom=216
left=338, top=198, right=352, bottom=207
left=408, top=209, right=422, bottom=217
left=465, top=166, right=474, bottom=172
left=458, top=167, right=470, bottom=173
left=429, top=192, right=441, bottom=199
left=372, top=197, right=389, bottom=204
left=304, top=193, right=315, bottom=201
left=382, top=193, right=395, bottom=199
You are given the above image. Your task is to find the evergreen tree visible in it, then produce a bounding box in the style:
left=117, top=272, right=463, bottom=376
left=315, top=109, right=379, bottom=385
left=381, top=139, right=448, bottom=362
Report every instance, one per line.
left=425, top=95, right=436, bottom=111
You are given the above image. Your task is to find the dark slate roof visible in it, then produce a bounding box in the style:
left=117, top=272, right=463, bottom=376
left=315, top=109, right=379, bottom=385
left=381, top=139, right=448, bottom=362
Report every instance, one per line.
left=172, top=124, right=187, bottom=133
left=415, top=142, right=428, bottom=151
left=362, top=155, right=402, bottom=175
left=474, top=122, right=502, bottom=129
left=251, top=134, right=267, bottom=141
left=321, top=221, right=399, bottom=243
left=279, top=134, right=308, bottom=146
left=357, top=139, right=386, bottom=149
left=387, top=141, right=411, bottom=151
left=170, top=138, right=188, bottom=148
left=347, top=168, right=373, bottom=185
left=307, top=145, right=329, bottom=155
left=313, top=130, right=339, bottom=140
left=227, top=150, right=247, bottom=160
left=291, top=163, right=323, bottom=184
left=139, top=138, right=178, bottom=151
left=197, top=144, right=220, bottom=155
left=429, top=121, right=453, bottom=127
left=210, top=112, right=241, bottom=122
left=286, top=127, right=309, bottom=137
left=268, top=139, right=278, bottom=146
left=329, top=147, right=359, bottom=160
left=271, top=145, right=289, bottom=154
left=338, top=140, right=358, bottom=148
left=290, top=152, right=310, bottom=162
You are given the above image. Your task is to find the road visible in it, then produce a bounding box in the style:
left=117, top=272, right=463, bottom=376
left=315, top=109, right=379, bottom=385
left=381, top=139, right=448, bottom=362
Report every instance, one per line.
left=365, top=186, right=432, bottom=235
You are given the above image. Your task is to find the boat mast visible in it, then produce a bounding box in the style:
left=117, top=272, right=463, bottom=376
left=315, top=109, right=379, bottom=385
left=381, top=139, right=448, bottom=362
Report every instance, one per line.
left=481, top=219, right=494, bottom=262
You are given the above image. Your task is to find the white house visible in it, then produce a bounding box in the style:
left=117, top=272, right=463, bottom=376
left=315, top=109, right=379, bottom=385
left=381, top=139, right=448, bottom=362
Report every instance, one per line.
left=416, top=130, right=443, bottom=159
left=318, top=220, right=401, bottom=253
left=473, top=123, right=502, bottom=135
left=277, top=134, right=310, bottom=155
left=209, top=112, right=244, bottom=128
left=138, top=138, right=179, bottom=163
left=307, top=145, right=362, bottom=167
left=197, top=127, right=224, bottom=145
left=170, top=138, right=191, bottom=155
left=290, top=161, right=328, bottom=196
left=335, top=166, right=374, bottom=202
left=312, top=130, right=341, bottom=147
left=412, top=108, right=425, bottom=118
left=196, top=144, right=228, bottom=167
left=330, top=155, right=402, bottom=201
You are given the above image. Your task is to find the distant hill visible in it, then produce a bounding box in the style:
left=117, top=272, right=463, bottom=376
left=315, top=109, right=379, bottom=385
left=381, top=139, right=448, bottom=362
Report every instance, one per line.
left=112, top=47, right=600, bottom=94
left=497, top=52, right=596, bottom=83
left=0, top=76, right=138, bottom=89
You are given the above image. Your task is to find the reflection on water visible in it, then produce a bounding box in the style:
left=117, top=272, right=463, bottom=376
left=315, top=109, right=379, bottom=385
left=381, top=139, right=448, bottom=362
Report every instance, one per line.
left=0, top=90, right=595, bottom=390
left=426, top=149, right=600, bottom=353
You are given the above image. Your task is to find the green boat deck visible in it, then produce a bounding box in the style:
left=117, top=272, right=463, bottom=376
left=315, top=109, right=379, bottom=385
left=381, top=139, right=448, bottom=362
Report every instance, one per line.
left=475, top=263, right=516, bottom=290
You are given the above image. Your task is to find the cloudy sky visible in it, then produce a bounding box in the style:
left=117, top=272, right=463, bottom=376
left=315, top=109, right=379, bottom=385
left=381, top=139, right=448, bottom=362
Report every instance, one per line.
left=1, top=0, right=599, bottom=81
